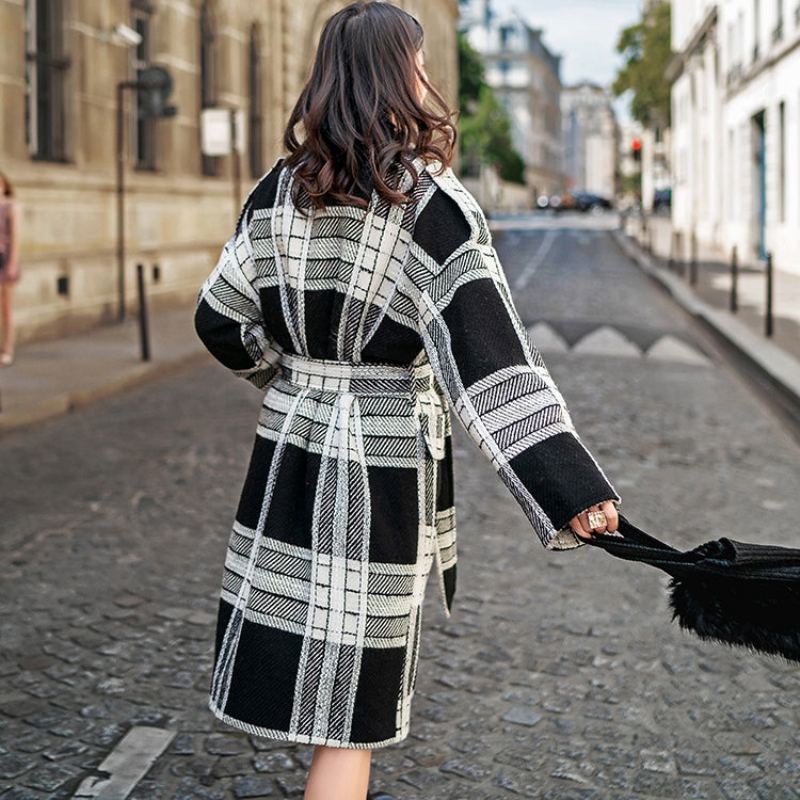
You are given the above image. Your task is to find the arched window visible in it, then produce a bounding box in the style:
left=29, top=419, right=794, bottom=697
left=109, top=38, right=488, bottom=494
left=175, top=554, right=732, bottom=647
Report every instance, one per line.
left=248, top=23, right=263, bottom=178
left=200, top=1, right=219, bottom=176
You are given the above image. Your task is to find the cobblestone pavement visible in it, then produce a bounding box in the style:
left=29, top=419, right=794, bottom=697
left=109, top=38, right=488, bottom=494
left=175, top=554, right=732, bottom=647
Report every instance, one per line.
left=2, top=216, right=800, bottom=799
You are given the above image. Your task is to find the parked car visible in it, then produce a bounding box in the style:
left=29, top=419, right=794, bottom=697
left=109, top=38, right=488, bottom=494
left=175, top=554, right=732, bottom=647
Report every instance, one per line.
left=571, top=191, right=613, bottom=212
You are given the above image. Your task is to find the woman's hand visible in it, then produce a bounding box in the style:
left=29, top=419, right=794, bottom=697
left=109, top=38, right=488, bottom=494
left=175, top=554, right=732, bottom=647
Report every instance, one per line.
left=569, top=500, right=619, bottom=540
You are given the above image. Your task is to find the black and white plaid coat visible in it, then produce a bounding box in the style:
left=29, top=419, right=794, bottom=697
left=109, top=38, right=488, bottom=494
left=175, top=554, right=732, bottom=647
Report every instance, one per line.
left=194, top=154, right=621, bottom=748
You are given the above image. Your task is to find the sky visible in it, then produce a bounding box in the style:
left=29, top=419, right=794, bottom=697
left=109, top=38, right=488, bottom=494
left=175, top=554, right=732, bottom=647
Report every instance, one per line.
left=488, top=0, right=643, bottom=121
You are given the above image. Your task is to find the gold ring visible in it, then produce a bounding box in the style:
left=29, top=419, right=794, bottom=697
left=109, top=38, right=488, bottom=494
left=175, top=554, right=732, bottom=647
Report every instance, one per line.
left=586, top=510, right=607, bottom=530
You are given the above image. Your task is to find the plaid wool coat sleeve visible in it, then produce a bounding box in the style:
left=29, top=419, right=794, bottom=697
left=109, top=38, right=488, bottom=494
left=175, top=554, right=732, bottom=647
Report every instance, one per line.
left=414, top=177, right=621, bottom=551
left=194, top=206, right=283, bottom=391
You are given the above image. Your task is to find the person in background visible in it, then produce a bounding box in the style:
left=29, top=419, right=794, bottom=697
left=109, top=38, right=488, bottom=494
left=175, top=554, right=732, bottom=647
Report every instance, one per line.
left=0, top=171, right=20, bottom=366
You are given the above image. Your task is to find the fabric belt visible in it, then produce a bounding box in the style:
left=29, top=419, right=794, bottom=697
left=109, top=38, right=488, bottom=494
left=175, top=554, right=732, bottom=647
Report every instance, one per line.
left=279, top=352, right=435, bottom=396
left=278, top=353, right=447, bottom=461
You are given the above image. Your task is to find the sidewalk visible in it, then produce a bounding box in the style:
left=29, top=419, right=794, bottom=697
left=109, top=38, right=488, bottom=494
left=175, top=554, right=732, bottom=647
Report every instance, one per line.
left=614, top=225, right=800, bottom=418
left=0, top=304, right=209, bottom=434
left=625, top=213, right=800, bottom=364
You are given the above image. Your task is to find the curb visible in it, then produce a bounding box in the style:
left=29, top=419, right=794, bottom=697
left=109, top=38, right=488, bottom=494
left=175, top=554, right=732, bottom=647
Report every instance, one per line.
left=0, top=348, right=210, bottom=436
left=612, top=229, right=800, bottom=417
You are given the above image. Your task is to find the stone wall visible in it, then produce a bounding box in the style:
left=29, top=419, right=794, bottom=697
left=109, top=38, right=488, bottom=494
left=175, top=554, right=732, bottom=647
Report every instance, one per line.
left=0, top=0, right=459, bottom=342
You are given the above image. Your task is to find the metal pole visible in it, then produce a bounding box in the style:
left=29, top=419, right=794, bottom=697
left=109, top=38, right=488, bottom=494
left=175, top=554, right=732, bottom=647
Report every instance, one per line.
left=689, top=231, right=698, bottom=285
left=136, top=263, right=151, bottom=361
left=668, top=230, right=675, bottom=271
left=230, top=109, right=242, bottom=222
left=765, top=251, right=774, bottom=338
left=116, top=83, right=126, bottom=322
left=730, top=245, right=738, bottom=313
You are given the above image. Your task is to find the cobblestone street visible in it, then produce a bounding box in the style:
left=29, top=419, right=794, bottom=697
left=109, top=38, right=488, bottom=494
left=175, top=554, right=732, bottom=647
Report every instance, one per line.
left=2, top=217, right=799, bottom=799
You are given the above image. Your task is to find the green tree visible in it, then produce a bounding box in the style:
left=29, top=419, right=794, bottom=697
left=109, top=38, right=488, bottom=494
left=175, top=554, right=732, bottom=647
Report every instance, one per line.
left=612, top=1, right=672, bottom=127
left=456, top=31, right=525, bottom=184
left=457, top=29, right=485, bottom=111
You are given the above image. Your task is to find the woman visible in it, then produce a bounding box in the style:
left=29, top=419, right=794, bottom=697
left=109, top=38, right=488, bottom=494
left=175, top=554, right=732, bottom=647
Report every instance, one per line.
left=193, top=3, right=621, bottom=799
left=0, top=171, right=19, bottom=366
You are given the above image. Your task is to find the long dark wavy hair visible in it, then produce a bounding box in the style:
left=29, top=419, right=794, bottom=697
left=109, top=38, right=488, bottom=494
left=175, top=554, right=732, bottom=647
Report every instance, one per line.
left=282, top=1, right=457, bottom=213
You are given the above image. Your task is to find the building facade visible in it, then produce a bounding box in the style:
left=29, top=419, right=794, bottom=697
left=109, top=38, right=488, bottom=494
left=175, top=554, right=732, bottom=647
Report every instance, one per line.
left=462, top=1, right=564, bottom=200
left=0, top=0, right=459, bottom=342
left=561, top=82, right=618, bottom=199
left=670, top=0, right=800, bottom=272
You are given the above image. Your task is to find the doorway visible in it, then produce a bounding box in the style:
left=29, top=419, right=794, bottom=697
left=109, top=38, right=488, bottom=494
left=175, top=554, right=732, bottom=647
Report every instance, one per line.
left=751, top=110, right=767, bottom=260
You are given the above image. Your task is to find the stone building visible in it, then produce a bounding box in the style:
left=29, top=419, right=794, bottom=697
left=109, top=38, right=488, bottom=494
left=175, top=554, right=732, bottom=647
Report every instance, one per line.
left=461, top=1, right=564, bottom=201
left=0, top=0, right=459, bottom=342
left=670, top=0, right=800, bottom=272
left=561, top=82, right=618, bottom=200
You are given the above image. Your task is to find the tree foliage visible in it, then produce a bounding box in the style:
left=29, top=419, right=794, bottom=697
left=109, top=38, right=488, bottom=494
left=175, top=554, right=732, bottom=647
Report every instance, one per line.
left=457, top=28, right=485, bottom=111
left=456, top=30, right=525, bottom=184
left=612, top=1, right=672, bottom=127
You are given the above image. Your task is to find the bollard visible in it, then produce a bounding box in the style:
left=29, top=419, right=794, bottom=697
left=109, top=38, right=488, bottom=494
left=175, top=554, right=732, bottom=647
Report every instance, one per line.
left=136, top=263, right=151, bottom=361
left=668, top=230, right=676, bottom=272
left=689, top=232, right=698, bottom=285
left=730, top=245, right=738, bottom=313
left=765, top=252, right=774, bottom=338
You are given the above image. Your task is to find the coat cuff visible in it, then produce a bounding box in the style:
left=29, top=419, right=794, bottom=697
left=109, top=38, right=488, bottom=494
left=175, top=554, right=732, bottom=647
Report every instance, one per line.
left=544, top=525, right=586, bottom=550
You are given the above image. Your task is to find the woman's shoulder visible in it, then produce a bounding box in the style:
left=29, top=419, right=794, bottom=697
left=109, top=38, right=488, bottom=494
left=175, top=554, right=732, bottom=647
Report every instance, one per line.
left=414, top=160, right=492, bottom=265
left=245, top=156, right=287, bottom=212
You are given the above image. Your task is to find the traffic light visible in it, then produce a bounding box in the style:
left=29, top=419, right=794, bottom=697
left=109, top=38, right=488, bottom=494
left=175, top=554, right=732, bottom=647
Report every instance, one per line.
left=632, top=137, right=642, bottom=163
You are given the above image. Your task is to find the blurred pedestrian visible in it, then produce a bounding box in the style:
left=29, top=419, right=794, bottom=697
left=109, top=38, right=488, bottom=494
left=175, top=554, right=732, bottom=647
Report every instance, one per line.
left=194, top=3, right=620, bottom=799
left=0, top=170, right=20, bottom=366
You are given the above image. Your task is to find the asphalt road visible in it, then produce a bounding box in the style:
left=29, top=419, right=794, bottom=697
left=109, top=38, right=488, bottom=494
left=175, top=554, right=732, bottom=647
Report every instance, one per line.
left=1, top=214, right=799, bottom=799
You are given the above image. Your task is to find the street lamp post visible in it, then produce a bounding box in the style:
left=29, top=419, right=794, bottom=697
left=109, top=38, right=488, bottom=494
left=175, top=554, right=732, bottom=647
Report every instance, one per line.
left=115, top=67, right=176, bottom=322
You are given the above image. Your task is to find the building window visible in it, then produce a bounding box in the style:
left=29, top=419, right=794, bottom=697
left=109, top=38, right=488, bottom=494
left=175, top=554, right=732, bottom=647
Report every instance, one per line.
left=498, top=24, right=511, bottom=50
left=774, top=0, right=784, bottom=41
left=200, top=2, right=219, bottom=177
left=728, top=128, right=736, bottom=221
left=248, top=23, right=263, bottom=179
left=25, top=0, right=70, bottom=162
left=132, top=2, right=156, bottom=171
left=753, top=0, right=761, bottom=60
left=778, top=101, right=786, bottom=222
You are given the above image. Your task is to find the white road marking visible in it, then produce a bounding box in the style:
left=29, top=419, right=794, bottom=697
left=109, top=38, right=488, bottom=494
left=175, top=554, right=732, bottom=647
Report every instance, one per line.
left=526, top=323, right=713, bottom=366
left=513, top=229, right=557, bottom=290
left=526, top=322, right=569, bottom=352
left=572, top=326, right=641, bottom=358
left=72, top=726, right=176, bottom=799
left=646, top=334, right=712, bottom=366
